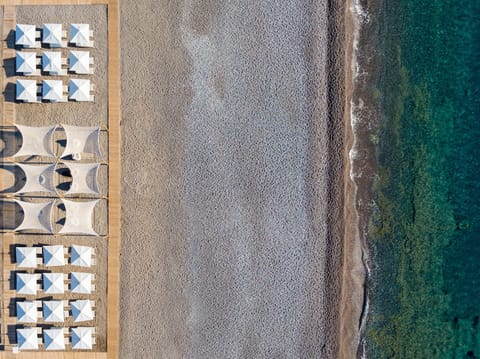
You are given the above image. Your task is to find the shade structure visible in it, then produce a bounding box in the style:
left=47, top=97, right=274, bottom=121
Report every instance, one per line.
left=16, top=79, right=38, bottom=102
left=42, top=51, right=63, bottom=74
left=14, top=124, right=56, bottom=158
left=15, top=24, right=37, bottom=48
left=14, top=200, right=54, bottom=233
left=62, top=125, right=102, bottom=159
left=42, top=79, right=64, bottom=102
left=16, top=273, right=38, bottom=295
left=17, top=301, right=37, bottom=323
left=69, top=79, right=92, bottom=102
left=70, top=245, right=93, bottom=267
left=43, top=245, right=65, bottom=266
left=71, top=327, right=93, bottom=350
left=43, top=328, right=65, bottom=350
left=70, top=272, right=93, bottom=294
left=16, top=51, right=37, bottom=75
left=43, top=300, right=65, bottom=323
left=42, top=23, right=63, bottom=47
left=17, top=328, right=39, bottom=350
left=70, top=23, right=92, bottom=47
left=16, top=247, right=37, bottom=268
left=69, top=50, right=91, bottom=74
left=64, top=162, right=100, bottom=195
left=43, top=272, right=65, bottom=294
left=15, top=163, right=56, bottom=194
left=71, top=300, right=94, bottom=322
left=59, top=199, right=99, bottom=236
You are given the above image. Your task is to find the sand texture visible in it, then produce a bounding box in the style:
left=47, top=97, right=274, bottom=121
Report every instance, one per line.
left=120, top=0, right=346, bottom=358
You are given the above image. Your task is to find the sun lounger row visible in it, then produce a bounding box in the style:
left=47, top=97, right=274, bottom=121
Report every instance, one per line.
left=16, top=245, right=95, bottom=268
left=16, top=78, right=94, bottom=103
left=16, top=23, right=94, bottom=48
left=16, top=326, right=96, bottom=351
left=16, top=272, right=96, bottom=295
left=16, top=50, right=94, bottom=76
left=17, top=299, right=96, bottom=324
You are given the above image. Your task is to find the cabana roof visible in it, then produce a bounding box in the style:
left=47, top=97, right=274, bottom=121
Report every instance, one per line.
left=43, top=328, right=65, bottom=351
left=71, top=327, right=93, bottom=350
left=70, top=272, right=93, bottom=294
left=16, top=273, right=38, bottom=295
left=15, top=163, right=56, bottom=194
left=70, top=245, right=93, bottom=267
left=15, top=24, right=37, bottom=48
left=16, top=79, right=38, bottom=102
left=16, top=301, right=37, bottom=323
left=14, top=200, right=54, bottom=234
left=14, top=124, right=56, bottom=158
left=64, top=162, right=100, bottom=195
left=62, top=125, right=102, bottom=159
left=16, top=51, right=37, bottom=75
left=71, top=300, right=94, bottom=322
left=17, top=328, right=39, bottom=350
left=59, top=199, right=99, bottom=236
left=16, top=247, right=37, bottom=268
left=43, top=245, right=65, bottom=266
left=42, top=272, right=65, bottom=294
left=43, top=300, right=65, bottom=323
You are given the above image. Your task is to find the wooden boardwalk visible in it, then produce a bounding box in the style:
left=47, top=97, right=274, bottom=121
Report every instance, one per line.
left=0, top=1, right=121, bottom=358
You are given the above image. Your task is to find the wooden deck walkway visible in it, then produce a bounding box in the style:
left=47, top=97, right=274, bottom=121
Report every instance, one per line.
left=0, top=1, right=121, bottom=358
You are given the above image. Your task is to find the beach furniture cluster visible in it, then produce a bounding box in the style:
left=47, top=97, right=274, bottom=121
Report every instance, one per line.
left=0, top=123, right=104, bottom=352
left=14, top=23, right=94, bottom=103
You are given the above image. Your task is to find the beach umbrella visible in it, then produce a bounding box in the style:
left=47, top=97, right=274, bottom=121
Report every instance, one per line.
left=42, top=80, right=64, bottom=102
left=69, top=79, right=91, bottom=102
left=70, top=272, right=93, bottom=294
left=43, top=273, right=65, bottom=294
left=16, top=301, right=37, bottom=323
left=16, top=247, right=37, bottom=268
left=42, top=23, right=63, bottom=47
left=69, top=50, right=91, bottom=74
left=43, top=300, right=65, bottom=323
left=16, top=273, right=38, bottom=295
left=43, top=245, right=65, bottom=266
left=16, top=51, right=37, bottom=75
left=15, top=24, right=36, bottom=48
left=42, top=51, right=62, bottom=74
left=70, top=245, right=93, bottom=267
left=70, top=24, right=91, bottom=47
left=43, top=328, right=65, bottom=350
left=17, top=328, right=39, bottom=350
left=16, top=79, right=37, bottom=102
left=71, top=327, right=93, bottom=349
left=71, top=300, right=94, bottom=322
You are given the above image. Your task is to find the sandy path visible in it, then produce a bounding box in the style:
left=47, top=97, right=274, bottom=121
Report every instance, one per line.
left=120, top=1, right=344, bottom=358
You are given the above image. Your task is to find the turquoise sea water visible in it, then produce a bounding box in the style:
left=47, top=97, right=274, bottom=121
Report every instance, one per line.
left=363, top=0, right=480, bottom=357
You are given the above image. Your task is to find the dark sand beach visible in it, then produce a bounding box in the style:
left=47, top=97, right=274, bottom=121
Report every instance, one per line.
left=120, top=0, right=351, bottom=358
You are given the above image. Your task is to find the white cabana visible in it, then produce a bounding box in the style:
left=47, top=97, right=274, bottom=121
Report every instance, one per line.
left=16, top=247, right=37, bottom=268
left=70, top=23, right=93, bottom=47
left=71, top=327, right=93, bottom=350
left=42, top=51, right=65, bottom=75
left=43, top=245, right=65, bottom=266
left=42, top=23, right=63, bottom=48
left=61, top=125, right=102, bottom=159
left=14, top=124, right=56, bottom=158
left=69, top=50, right=92, bottom=74
left=43, top=300, right=65, bottom=323
left=42, top=272, right=65, bottom=294
left=16, top=273, right=38, bottom=295
left=15, top=163, right=56, bottom=194
left=71, top=300, right=94, bottom=322
left=59, top=199, right=99, bottom=236
left=69, top=79, right=93, bottom=102
left=64, top=162, right=100, bottom=195
left=15, top=24, right=38, bottom=48
left=14, top=200, right=54, bottom=233
left=16, top=51, right=38, bottom=75
left=43, top=328, right=65, bottom=351
left=42, top=79, right=66, bottom=102
left=16, top=79, right=38, bottom=103
left=70, top=245, right=93, bottom=267
left=70, top=272, right=93, bottom=294
left=17, top=328, right=39, bottom=350
left=17, top=301, right=37, bottom=323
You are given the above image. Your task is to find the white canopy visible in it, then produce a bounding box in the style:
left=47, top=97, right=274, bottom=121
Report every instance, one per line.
left=14, top=124, right=56, bottom=158
left=42, top=51, right=63, bottom=74
left=71, top=327, right=93, bottom=350
left=69, top=50, right=91, bottom=74
left=62, top=125, right=102, bottom=159
left=15, top=163, right=56, bottom=194
left=42, top=272, right=65, bottom=294
left=16, top=247, right=37, bottom=268
left=43, top=328, right=65, bottom=351
left=70, top=245, right=93, bottom=267
left=42, top=23, right=63, bottom=47
left=14, top=200, right=54, bottom=233
left=16, top=273, right=38, bottom=295
left=59, top=199, right=99, bottom=236
left=17, top=328, right=39, bottom=350
left=65, top=162, right=100, bottom=195
left=15, top=24, right=37, bottom=48
left=69, top=79, right=92, bottom=102
left=17, top=301, right=37, bottom=323
left=43, top=245, right=65, bottom=266
left=16, top=79, right=38, bottom=102
left=70, top=23, right=92, bottom=47
left=42, top=79, right=64, bottom=102
left=43, top=300, right=65, bottom=323
left=70, top=272, right=93, bottom=294
left=71, top=300, right=94, bottom=322
left=16, top=51, right=37, bottom=75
